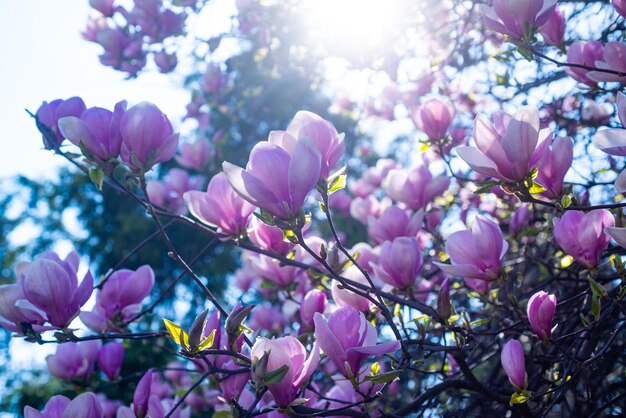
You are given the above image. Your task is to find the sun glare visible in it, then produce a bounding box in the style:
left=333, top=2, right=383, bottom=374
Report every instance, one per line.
left=304, top=0, right=408, bottom=56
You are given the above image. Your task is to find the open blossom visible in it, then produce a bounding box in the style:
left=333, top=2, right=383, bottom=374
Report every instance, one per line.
left=456, top=106, right=551, bottom=182
left=435, top=216, right=508, bottom=293
left=25, top=393, right=104, bottom=418
left=553, top=210, right=614, bottom=268
left=47, top=340, right=102, bottom=381
left=370, top=237, right=423, bottom=289
left=0, top=276, right=48, bottom=334
left=501, top=339, right=527, bottom=391
left=184, top=172, right=255, bottom=236
left=251, top=336, right=319, bottom=408
left=588, top=42, right=626, bottom=84
left=120, top=102, right=179, bottom=170
left=314, top=306, right=400, bottom=378
left=36, top=97, right=87, bottom=149
left=535, top=136, right=573, bottom=198
left=592, top=92, right=626, bottom=157
left=566, top=41, right=604, bottom=87
left=223, top=136, right=321, bottom=220
left=81, top=266, right=154, bottom=332
left=20, top=251, right=93, bottom=329
left=383, top=164, right=450, bottom=210
left=58, top=101, right=126, bottom=160
left=480, top=0, right=557, bottom=40
left=175, top=137, right=212, bottom=170
left=367, top=205, right=423, bottom=244
left=527, top=291, right=557, bottom=340
left=411, top=97, right=455, bottom=140
left=282, top=111, right=345, bottom=180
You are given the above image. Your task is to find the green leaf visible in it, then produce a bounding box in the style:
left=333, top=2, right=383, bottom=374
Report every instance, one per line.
left=88, top=167, right=105, bottom=191
left=587, top=277, right=608, bottom=298
left=474, top=181, right=499, bottom=194
left=591, top=294, right=601, bottom=321
left=363, top=369, right=401, bottom=384
left=254, top=209, right=276, bottom=226
left=212, top=410, right=233, bottom=418
left=264, top=365, right=289, bottom=384
left=163, top=319, right=188, bottom=347
left=580, top=313, right=591, bottom=328
left=197, top=329, right=217, bottom=351
left=328, top=174, right=347, bottom=195
left=561, top=195, right=572, bottom=208
left=510, top=391, right=529, bottom=406
left=528, top=181, right=545, bottom=195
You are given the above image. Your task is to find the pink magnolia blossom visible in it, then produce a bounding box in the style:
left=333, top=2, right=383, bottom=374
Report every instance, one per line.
left=435, top=216, right=508, bottom=293
left=553, top=209, right=614, bottom=268
left=184, top=172, right=255, bottom=236
left=535, top=136, right=573, bottom=198
left=588, top=42, right=626, bottom=83
left=501, top=339, right=527, bottom=391
left=411, top=97, right=455, bottom=140
left=250, top=336, right=319, bottom=408
left=612, top=0, right=626, bottom=18
left=527, top=291, right=557, bottom=340
left=383, top=164, right=450, bottom=210
left=457, top=106, right=551, bottom=182
left=480, top=0, right=557, bottom=40
left=25, top=393, right=104, bottom=418
left=367, top=205, right=423, bottom=244
left=175, top=137, right=212, bottom=170
left=36, top=97, right=87, bottom=149
left=46, top=340, right=102, bottom=381
left=539, top=7, right=565, bottom=46
left=98, top=342, right=124, bottom=381
left=370, top=237, right=423, bottom=289
left=147, top=168, right=203, bottom=215
left=313, top=306, right=400, bottom=378
left=223, top=136, right=321, bottom=220
left=300, top=289, right=327, bottom=329
left=592, top=92, right=626, bottom=156
left=566, top=41, right=604, bottom=87
left=331, top=266, right=375, bottom=312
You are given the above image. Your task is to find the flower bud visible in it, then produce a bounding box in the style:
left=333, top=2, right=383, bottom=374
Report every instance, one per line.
left=500, top=339, right=527, bottom=391
left=527, top=291, right=557, bottom=340
left=300, top=289, right=327, bottom=329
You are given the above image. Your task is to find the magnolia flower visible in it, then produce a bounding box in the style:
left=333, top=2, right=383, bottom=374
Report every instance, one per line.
left=223, top=137, right=321, bottom=220
left=250, top=336, right=319, bottom=408
left=456, top=106, right=551, bottom=183
left=184, top=172, right=255, bottom=236
left=367, top=205, right=423, bottom=244
left=383, top=164, right=450, bottom=210
left=314, top=306, right=400, bottom=378
left=588, top=42, right=626, bottom=84
left=480, top=0, right=557, bottom=40
left=36, top=97, right=87, bottom=149
left=539, top=7, right=565, bottom=46
left=300, top=289, right=327, bottom=329
left=553, top=210, right=614, bottom=268
left=535, top=136, right=573, bottom=198
left=25, top=393, right=104, bottom=418
left=411, top=97, right=455, bottom=140
left=566, top=41, right=604, bottom=87
left=370, top=237, right=423, bottom=289
left=527, top=291, right=557, bottom=340
left=501, top=339, right=527, bottom=391
left=46, top=340, right=102, bottom=381
left=435, top=216, right=508, bottom=293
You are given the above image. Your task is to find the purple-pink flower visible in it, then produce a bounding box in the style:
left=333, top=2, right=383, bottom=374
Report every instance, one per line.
left=501, top=339, right=527, bottom=391
left=25, top=392, right=104, bottom=418
left=36, top=97, right=87, bottom=149
left=411, top=97, right=455, bottom=141
left=588, top=42, right=626, bottom=84
left=300, top=289, right=327, bottom=329
left=367, top=205, right=423, bottom=244
left=223, top=136, right=321, bottom=220
left=535, top=136, right=573, bottom=198
left=527, top=291, right=557, bottom=340
left=184, top=172, right=255, bottom=236
left=175, top=137, right=212, bottom=170
left=592, top=92, right=626, bottom=157
left=553, top=209, right=614, bottom=268
left=250, top=336, right=319, bottom=408
left=383, top=164, right=450, bottom=210
left=81, top=265, right=154, bottom=332
left=57, top=101, right=126, bottom=160
left=120, top=102, right=179, bottom=171
left=480, top=0, right=557, bottom=40
left=314, top=306, right=400, bottom=378
left=370, top=237, right=423, bottom=289
left=566, top=41, right=604, bottom=87
left=98, top=342, right=125, bottom=381
left=435, top=216, right=508, bottom=293
left=539, top=7, right=565, bottom=47
left=46, top=340, right=102, bottom=381
left=20, top=251, right=93, bottom=328
left=457, top=106, right=551, bottom=182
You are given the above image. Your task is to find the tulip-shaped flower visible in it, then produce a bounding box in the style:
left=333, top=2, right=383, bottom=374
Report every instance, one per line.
left=435, top=216, right=508, bottom=293
left=527, top=291, right=557, bottom=340
left=592, top=92, right=626, bottom=157
left=175, top=137, right=212, bottom=170
left=588, top=42, right=626, bottom=84
left=282, top=110, right=345, bottom=180
left=612, top=0, right=626, bottom=18
left=223, top=136, right=321, bottom=220
left=300, top=289, right=327, bottom=329
left=411, top=97, right=455, bottom=141
left=57, top=101, right=126, bottom=160
left=383, top=164, right=450, bottom=210
left=36, top=97, right=87, bottom=149
left=120, top=102, right=179, bottom=171
left=535, top=136, right=573, bottom=198
left=456, top=106, right=551, bottom=183
left=553, top=210, right=614, bottom=268
left=566, top=41, right=604, bottom=87
left=46, top=340, right=102, bottom=381
left=0, top=279, right=48, bottom=334
left=480, top=0, right=557, bottom=40
left=313, top=306, right=400, bottom=378
left=184, top=172, right=255, bottom=236
left=98, top=341, right=125, bottom=381
left=250, top=336, right=320, bottom=408
left=248, top=217, right=294, bottom=255
left=370, top=237, right=423, bottom=290
left=331, top=266, right=375, bottom=312
left=20, top=251, right=93, bottom=329
left=367, top=205, right=423, bottom=244
left=539, top=7, right=565, bottom=47
left=25, top=392, right=104, bottom=418
left=81, top=265, right=154, bottom=332
left=501, top=339, right=527, bottom=391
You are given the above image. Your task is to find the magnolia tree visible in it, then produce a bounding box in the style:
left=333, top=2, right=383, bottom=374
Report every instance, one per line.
left=4, top=0, right=626, bottom=416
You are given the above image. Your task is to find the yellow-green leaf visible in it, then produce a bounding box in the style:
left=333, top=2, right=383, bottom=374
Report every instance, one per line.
left=163, top=319, right=189, bottom=347
left=197, top=329, right=217, bottom=351
left=510, top=391, right=529, bottom=406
